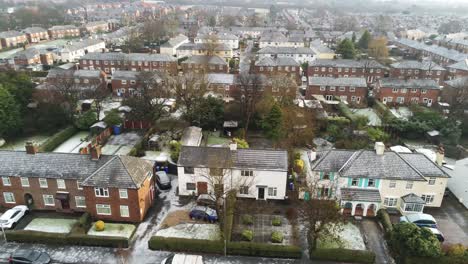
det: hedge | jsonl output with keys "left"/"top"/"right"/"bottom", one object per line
{"left": 5, "top": 229, "right": 130, "bottom": 248}
{"left": 377, "top": 209, "right": 393, "bottom": 233}
{"left": 310, "top": 248, "right": 376, "bottom": 264}
{"left": 224, "top": 191, "right": 237, "bottom": 242}
{"left": 148, "top": 237, "right": 302, "bottom": 258}
{"left": 336, "top": 102, "right": 357, "bottom": 122}
{"left": 38, "top": 126, "right": 78, "bottom": 152}
{"left": 405, "top": 256, "right": 468, "bottom": 264}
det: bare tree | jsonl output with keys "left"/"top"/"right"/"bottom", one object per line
{"left": 236, "top": 73, "right": 265, "bottom": 138}
{"left": 269, "top": 75, "right": 297, "bottom": 106}
{"left": 170, "top": 73, "right": 208, "bottom": 117}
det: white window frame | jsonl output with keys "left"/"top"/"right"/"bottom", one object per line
{"left": 57, "top": 179, "right": 66, "bottom": 189}
{"left": 406, "top": 181, "right": 413, "bottom": 189}
{"left": 119, "top": 189, "right": 128, "bottom": 199}
{"left": 96, "top": 204, "right": 111, "bottom": 215}
{"left": 43, "top": 194, "right": 55, "bottom": 206}
{"left": 3, "top": 192, "right": 15, "bottom": 203}
{"left": 2, "top": 177, "right": 11, "bottom": 186}
{"left": 421, "top": 194, "right": 435, "bottom": 204}
{"left": 384, "top": 197, "right": 398, "bottom": 207}
{"left": 77, "top": 181, "right": 82, "bottom": 190}
{"left": 20, "top": 177, "right": 29, "bottom": 187}
{"left": 267, "top": 187, "right": 277, "bottom": 197}
{"left": 120, "top": 205, "right": 129, "bottom": 217}
{"left": 95, "top": 187, "right": 109, "bottom": 197}
{"left": 186, "top": 182, "right": 196, "bottom": 191}
{"left": 39, "top": 178, "right": 48, "bottom": 188}
{"left": 351, "top": 178, "right": 359, "bottom": 186}
{"left": 239, "top": 186, "right": 249, "bottom": 195}
{"left": 75, "top": 196, "right": 86, "bottom": 208}
{"left": 428, "top": 177, "right": 436, "bottom": 185}
{"left": 241, "top": 170, "right": 253, "bottom": 177}
{"left": 389, "top": 180, "right": 396, "bottom": 189}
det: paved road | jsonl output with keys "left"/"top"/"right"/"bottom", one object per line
{"left": 360, "top": 219, "right": 394, "bottom": 264}
{"left": 425, "top": 193, "right": 468, "bottom": 246}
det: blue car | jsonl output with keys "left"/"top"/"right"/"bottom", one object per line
{"left": 189, "top": 206, "right": 218, "bottom": 223}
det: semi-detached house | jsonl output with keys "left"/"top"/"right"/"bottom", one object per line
{"left": 0, "top": 145, "right": 155, "bottom": 223}
{"left": 177, "top": 145, "right": 288, "bottom": 200}
{"left": 307, "top": 142, "right": 448, "bottom": 217}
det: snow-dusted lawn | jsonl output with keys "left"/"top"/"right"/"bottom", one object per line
{"left": 87, "top": 222, "right": 136, "bottom": 238}
{"left": 24, "top": 218, "right": 78, "bottom": 234}
{"left": 318, "top": 222, "right": 366, "bottom": 250}
{"left": 53, "top": 131, "right": 90, "bottom": 153}
{"left": 156, "top": 223, "right": 221, "bottom": 240}
{"left": 351, "top": 108, "right": 382, "bottom": 126}
{"left": 390, "top": 107, "right": 413, "bottom": 120}
{"left": 0, "top": 135, "right": 50, "bottom": 151}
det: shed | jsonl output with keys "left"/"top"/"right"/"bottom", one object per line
{"left": 426, "top": 130, "right": 440, "bottom": 145}
{"left": 223, "top": 121, "right": 238, "bottom": 136}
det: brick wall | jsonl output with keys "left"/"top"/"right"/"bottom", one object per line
{"left": 306, "top": 84, "right": 367, "bottom": 106}
{"left": 252, "top": 65, "right": 301, "bottom": 84}
{"left": 79, "top": 59, "right": 178, "bottom": 76}
{"left": 307, "top": 66, "right": 385, "bottom": 84}
{"left": 377, "top": 86, "right": 440, "bottom": 106}
{"left": 181, "top": 63, "right": 228, "bottom": 74}
{"left": 389, "top": 68, "right": 446, "bottom": 85}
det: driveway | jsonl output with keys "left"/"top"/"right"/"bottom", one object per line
{"left": 424, "top": 193, "right": 468, "bottom": 246}
{"left": 360, "top": 219, "right": 394, "bottom": 264}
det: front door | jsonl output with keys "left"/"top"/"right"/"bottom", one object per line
{"left": 60, "top": 199, "right": 70, "bottom": 210}
{"left": 197, "top": 182, "right": 208, "bottom": 195}
{"left": 258, "top": 187, "right": 265, "bottom": 200}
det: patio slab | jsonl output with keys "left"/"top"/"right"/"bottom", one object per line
{"left": 233, "top": 214, "right": 292, "bottom": 245}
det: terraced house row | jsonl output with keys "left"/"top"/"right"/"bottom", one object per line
{"left": 0, "top": 144, "right": 155, "bottom": 223}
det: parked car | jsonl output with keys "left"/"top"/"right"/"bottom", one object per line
{"left": 9, "top": 249, "right": 50, "bottom": 264}
{"left": 196, "top": 194, "right": 223, "bottom": 209}
{"left": 399, "top": 213, "right": 437, "bottom": 228}
{"left": 155, "top": 171, "right": 171, "bottom": 190}
{"left": 161, "top": 253, "right": 203, "bottom": 264}
{"left": 425, "top": 227, "right": 445, "bottom": 242}
{"left": 189, "top": 206, "right": 218, "bottom": 223}
{"left": 0, "top": 205, "right": 29, "bottom": 229}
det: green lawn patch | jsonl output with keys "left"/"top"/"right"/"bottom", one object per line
{"left": 24, "top": 218, "right": 78, "bottom": 234}
{"left": 87, "top": 222, "right": 136, "bottom": 239}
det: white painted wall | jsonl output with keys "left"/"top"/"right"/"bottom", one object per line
{"left": 259, "top": 41, "right": 305, "bottom": 49}
{"left": 258, "top": 53, "right": 316, "bottom": 63}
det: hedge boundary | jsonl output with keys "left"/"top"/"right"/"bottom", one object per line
{"left": 38, "top": 126, "right": 78, "bottom": 152}
{"left": 336, "top": 102, "right": 358, "bottom": 122}
{"left": 148, "top": 236, "right": 302, "bottom": 258}
{"left": 5, "top": 229, "right": 130, "bottom": 248}
{"left": 377, "top": 208, "right": 393, "bottom": 234}
{"left": 405, "top": 256, "right": 468, "bottom": 264}
{"left": 310, "top": 248, "right": 376, "bottom": 264}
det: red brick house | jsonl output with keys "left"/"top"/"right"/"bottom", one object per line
{"left": 442, "top": 77, "right": 468, "bottom": 105}
{"left": 307, "top": 77, "right": 368, "bottom": 106}
{"left": 79, "top": 52, "right": 178, "bottom": 75}
{"left": 181, "top": 55, "right": 228, "bottom": 74}
{"left": 206, "top": 73, "right": 236, "bottom": 102}
{"left": 111, "top": 70, "right": 162, "bottom": 97}
{"left": 446, "top": 59, "right": 468, "bottom": 80}
{"left": 23, "top": 27, "right": 49, "bottom": 43}
{"left": 0, "top": 31, "right": 27, "bottom": 48}
{"left": 0, "top": 145, "right": 155, "bottom": 223}
{"left": 308, "top": 59, "right": 386, "bottom": 85}
{"left": 389, "top": 60, "right": 446, "bottom": 85}
{"left": 252, "top": 57, "right": 301, "bottom": 84}
{"left": 375, "top": 78, "right": 441, "bottom": 107}
{"left": 48, "top": 25, "right": 80, "bottom": 39}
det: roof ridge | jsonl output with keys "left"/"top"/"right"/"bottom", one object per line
{"left": 82, "top": 155, "right": 118, "bottom": 185}
{"left": 394, "top": 151, "right": 427, "bottom": 180}
{"left": 118, "top": 156, "right": 138, "bottom": 188}
{"left": 338, "top": 150, "right": 362, "bottom": 173}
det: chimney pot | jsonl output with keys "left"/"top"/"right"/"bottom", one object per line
{"left": 25, "top": 141, "right": 38, "bottom": 154}
{"left": 375, "top": 142, "right": 385, "bottom": 156}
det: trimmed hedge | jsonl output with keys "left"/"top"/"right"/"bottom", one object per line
{"left": 271, "top": 231, "right": 283, "bottom": 243}
{"left": 242, "top": 214, "right": 254, "bottom": 225}
{"left": 38, "top": 126, "right": 78, "bottom": 152}
{"left": 311, "top": 248, "right": 376, "bottom": 264}
{"left": 224, "top": 191, "right": 237, "bottom": 242}
{"left": 405, "top": 256, "right": 468, "bottom": 264}
{"left": 5, "top": 229, "right": 130, "bottom": 248}
{"left": 241, "top": 230, "right": 253, "bottom": 241}
{"left": 148, "top": 237, "right": 223, "bottom": 254}
{"left": 272, "top": 217, "right": 282, "bottom": 226}
{"left": 337, "top": 102, "right": 357, "bottom": 122}
{"left": 377, "top": 209, "right": 393, "bottom": 233}
{"left": 148, "top": 237, "right": 302, "bottom": 259}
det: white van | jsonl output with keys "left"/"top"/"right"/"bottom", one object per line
{"left": 161, "top": 254, "right": 203, "bottom": 264}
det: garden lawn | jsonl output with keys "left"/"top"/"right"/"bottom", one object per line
{"left": 205, "top": 132, "right": 231, "bottom": 147}
{"left": 87, "top": 222, "right": 136, "bottom": 239}
{"left": 0, "top": 135, "right": 50, "bottom": 151}
{"left": 155, "top": 223, "right": 221, "bottom": 240}
{"left": 24, "top": 218, "right": 78, "bottom": 234}
{"left": 318, "top": 222, "right": 366, "bottom": 250}
{"left": 53, "top": 131, "right": 90, "bottom": 153}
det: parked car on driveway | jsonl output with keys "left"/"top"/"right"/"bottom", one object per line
{"left": 161, "top": 253, "right": 203, "bottom": 264}
{"left": 425, "top": 227, "right": 445, "bottom": 242}
{"left": 189, "top": 206, "right": 218, "bottom": 223}
{"left": 9, "top": 249, "right": 50, "bottom": 264}
{"left": 155, "top": 171, "right": 171, "bottom": 190}
{"left": 399, "top": 213, "right": 437, "bottom": 228}
{"left": 196, "top": 194, "right": 223, "bottom": 209}
{"left": 0, "top": 205, "right": 29, "bottom": 229}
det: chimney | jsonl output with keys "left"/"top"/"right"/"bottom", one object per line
{"left": 375, "top": 142, "right": 385, "bottom": 156}
{"left": 435, "top": 144, "right": 445, "bottom": 166}
{"left": 90, "top": 145, "right": 102, "bottom": 160}
{"left": 25, "top": 141, "right": 38, "bottom": 154}
{"left": 309, "top": 148, "right": 317, "bottom": 162}
{"left": 229, "top": 142, "right": 237, "bottom": 151}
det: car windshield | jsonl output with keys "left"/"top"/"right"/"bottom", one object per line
{"left": 27, "top": 251, "right": 41, "bottom": 260}
{"left": 0, "top": 209, "right": 17, "bottom": 219}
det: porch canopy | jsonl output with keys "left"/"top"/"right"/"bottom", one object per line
{"left": 341, "top": 188, "right": 381, "bottom": 203}
{"left": 401, "top": 193, "right": 425, "bottom": 213}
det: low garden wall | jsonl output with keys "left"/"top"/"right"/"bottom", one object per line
{"left": 148, "top": 236, "right": 302, "bottom": 259}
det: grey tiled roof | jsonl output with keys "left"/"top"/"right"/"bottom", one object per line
{"left": 310, "top": 59, "right": 386, "bottom": 69}
{"left": 112, "top": 70, "right": 139, "bottom": 80}
{"left": 82, "top": 156, "right": 153, "bottom": 189}
{"left": 80, "top": 52, "right": 176, "bottom": 62}
{"left": 341, "top": 188, "right": 381, "bottom": 202}
{"left": 259, "top": 31, "right": 288, "bottom": 43}
{"left": 49, "top": 25, "right": 78, "bottom": 31}
{"left": 23, "top": 27, "right": 47, "bottom": 34}
{"left": 182, "top": 55, "right": 227, "bottom": 65}
{"left": 445, "top": 77, "right": 468, "bottom": 88}
{"left": 13, "top": 48, "right": 40, "bottom": 60}
{"left": 378, "top": 78, "right": 440, "bottom": 90}
{"left": 401, "top": 193, "right": 425, "bottom": 204}
{"left": 257, "top": 46, "right": 316, "bottom": 55}
{"left": 0, "top": 30, "right": 24, "bottom": 38}
{"left": 255, "top": 57, "right": 299, "bottom": 67}
{"left": 161, "top": 34, "right": 188, "bottom": 48}
{"left": 312, "top": 149, "right": 447, "bottom": 180}
{"left": 207, "top": 73, "right": 235, "bottom": 84}
{"left": 397, "top": 38, "right": 468, "bottom": 62}
{"left": 60, "top": 39, "right": 104, "bottom": 52}
{"left": 308, "top": 77, "right": 367, "bottom": 87}
{"left": 447, "top": 59, "right": 468, "bottom": 71}
{"left": 177, "top": 43, "right": 231, "bottom": 51}
{"left": 390, "top": 60, "right": 445, "bottom": 71}
{"left": 178, "top": 146, "right": 288, "bottom": 171}
{"left": 74, "top": 69, "right": 102, "bottom": 78}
